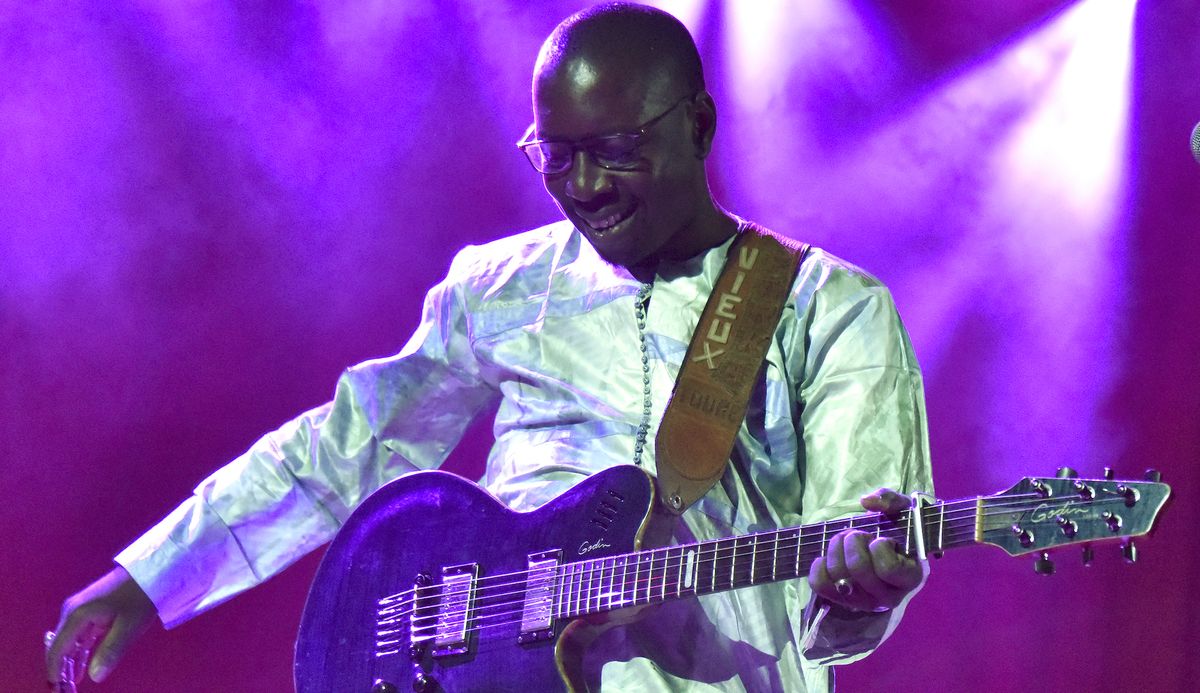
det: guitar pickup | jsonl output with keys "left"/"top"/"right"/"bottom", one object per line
{"left": 517, "top": 550, "right": 560, "bottom": 644}
{"left": 433, "top": 563, "right": 477, "bottom": 656}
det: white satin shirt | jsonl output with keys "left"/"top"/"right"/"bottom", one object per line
{"left": 117, "top": 220, "right": 933, "bottom": 691}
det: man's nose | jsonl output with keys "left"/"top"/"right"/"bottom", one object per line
{"left": 564, "top": 149, "right": 612, "bottom": 203}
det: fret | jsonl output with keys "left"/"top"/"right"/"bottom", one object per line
{"left": 600, "top": 557, "right": 612, "bottom": 610}
{"left": 567, "top": 562, "right": 578, "bottom": 617}
{"left": 661, "top": 546, "right": 673, "bottom": 601}
{"left": 672, "top": 546, "right": 684, "bottom": 597}
{"left": 733, "top": 536, "right": 751, "bottom": 588}
{"left": 705, "top": 539, "right": 715, "bottom": 587}
{"left": 607, "top": 556, "right": 619, "bottom": 609}
{"left": 629, "top": 551, "right": 640, "bottom": 606}
{"left": 624, "top": 551, "right": 633, "bottom": 604}
{"left": 904, "top": 508, "right": 913, "bottom": 556}
{"left": 777, "top": 528, "right": 799, "bottom": 581}
{"left": 937, "top": 502, "right": 946, "bottom": 554}
{"left": 795, "top": 525, "right": 805, "bottom": 576}
{"left": 617, "top": 554, "right": 630, "bottom": 608}
{"left": 750, "top": 535, "right": 759, "bottom": 585}
{"left": 600, "top": 556, "right": 609, "bottom": 609}
{"left": 637, "top": 550, "right": 651, "bottom": 605}
{"left": 561, "top": 563, "right": 571, "bottom": 618}
{"left": 586, "top": 560, "right": 597, "bottom": 614}
{"left": 647, "top": 548, "right": 660, "bottom": 603}
{"left": 554, "top": 564, "right": 564, "bottom": 620}
{"left": 647, "top": 547, "right": 661, "bottom": 604}
{"left": 691, "top": 541, "right": 711, "bottom": 596}
{"left": 614, "top": 556, "right": 629, "bottom": 609}
{"left": 770, "top": 531, "right": 778, "bottom": 581}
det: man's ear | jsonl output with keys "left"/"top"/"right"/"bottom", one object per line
{"left": 692, "top": 91, "right": 717, "bottom": 159}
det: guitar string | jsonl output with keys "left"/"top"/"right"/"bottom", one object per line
{"left": 378, "top": 491, "right": 1138, "bottom": 634}
{"left": 392, "top": 517, "right": 1091, "bottom": 645}
{"left": 376, "top": 493, "right": 1006, "bottom": 608}
{"left": 384, "top": 513, "right": 1135, "bottom": 638}
{"left": 380, "top": 495, "right": 1137, "bottom": 642}
{"left": 390, "top": 526, "right": 1133, "bottom": 646}
{"left": 376, "top": 491, "right": 1125, "bottom": 610}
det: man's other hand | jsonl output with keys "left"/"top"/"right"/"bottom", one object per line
{"left": 46, "top": 566, "right": 157, "bottom": 690}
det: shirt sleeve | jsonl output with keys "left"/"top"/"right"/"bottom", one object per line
{"left": 789, "top": 255, "right": 934, "bottom": 664}
{"left": 115, "top": 251, "right": 500, "bottom": 628}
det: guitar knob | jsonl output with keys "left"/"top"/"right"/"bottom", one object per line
{"left": 1055, "top": 467, "right": 1078, "bottom": 479}
{"left": 1144, "top": 468, "right": 1162, "bottom": 483}
{"left": 413, "top": 672, "right": 436, "bottom": 693}
{"left": 1055, "top": 516, "right": 1077, "bottom": 538}
{"left": 1081, "top": 545, "right": 1094, "bottom": 566}
{"left": 1122, "top": 539, "right": 1138, "bottom": 564}
{"left": 1034, "top": 552, "right": 1055, "bottom": 576}
{"left": 371, "top": 680, "right": 399, "bottom": 693}
{"left": 1103, "top": 467, "right": 1115, "bottom": 480}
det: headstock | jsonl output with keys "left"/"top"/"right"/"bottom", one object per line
{"left": 974, "top": 468, "right": 1170, "bottom": 570}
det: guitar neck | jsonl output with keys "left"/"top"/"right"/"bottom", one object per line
{"left": 556, "top": 504, "right": 946, "bottom": 619}
{"left": 555, "top": 476, "right": 1170, "bottom": 620}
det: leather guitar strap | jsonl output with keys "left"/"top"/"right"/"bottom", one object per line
{"left": 654, "top": 224, "right": 808, "bottom": 515}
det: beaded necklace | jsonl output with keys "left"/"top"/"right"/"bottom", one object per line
{"left": 632, "top": 282, "right": 653, "bottom": 466}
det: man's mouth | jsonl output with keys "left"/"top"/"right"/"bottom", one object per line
{"left": 581, "top": 205, "right": 636, "bottom": 234}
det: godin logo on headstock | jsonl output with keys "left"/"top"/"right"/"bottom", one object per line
{"left": 1029, "top": 502, "right": 1093, "bottom": 523}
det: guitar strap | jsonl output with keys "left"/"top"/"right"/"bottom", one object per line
{"left": 654, "top": 224, "right": 808, "bottom": 515}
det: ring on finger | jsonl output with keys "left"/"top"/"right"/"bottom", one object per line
{"left": 834, "top": 578, "right": 854, "bottom": 597}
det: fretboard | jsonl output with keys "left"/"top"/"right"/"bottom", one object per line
{"left": 553, "top": 502, "right": 969, "bottom": 620}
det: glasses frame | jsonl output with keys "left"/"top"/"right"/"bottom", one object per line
{"left": 516, "top": 92, "right": 697, "bottom": 175}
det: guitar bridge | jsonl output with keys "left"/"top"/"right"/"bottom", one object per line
{"left": 433, "top": 563, "right": 477, "bottom": 656}
{"left": 517, "top": 550, "right": 560, "bottom": 644}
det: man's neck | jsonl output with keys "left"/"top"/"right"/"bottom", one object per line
{"left": 628, "top": 205, "right": 739, "bottom": 283}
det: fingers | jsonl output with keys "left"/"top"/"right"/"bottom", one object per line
{"left": 809, "top": 529, "right": 924, "bottom": 613}
{"left": 46, "top": 612, "right": 112, "bottom": 689}
{"left": 89, "top": 606, "right": 153, "bottom": 682}
{"left": 46, "top": 567, "right": 158, "bottom": 688}
{"left": 859, "top": 487, "right": 910, "bottom": 514}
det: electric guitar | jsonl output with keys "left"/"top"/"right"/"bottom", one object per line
{"left": 294, "top": 466, "right": 1170, "bottom": 692}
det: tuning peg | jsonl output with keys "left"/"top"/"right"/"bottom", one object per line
{"left": 1144, "top": 469, "right": 1162, "bottom": 483}
{"left": 1034, "top": 551, "right": 1055, "bottom": 576}
{"left": 1121, "top": 539, "right": 1137, "bottom": 564}
{"left": 1056, "top": 466, "right": 1078, "bottom": 479}
{"left": 1103, "top": 467, "right": 1115, "bottom": 480}
{"left": 1081, "top": 545, "right": 1094, "bottom": 566}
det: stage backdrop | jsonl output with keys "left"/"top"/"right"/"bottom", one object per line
{"left": 3, "top": 0, "right": 1197, "bottom": 690}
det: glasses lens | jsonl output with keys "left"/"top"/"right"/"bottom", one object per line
{"left": 522, "top": 142, "right": 571, "bottom": 174}
{"left": 589, "top": 135, "right": 641, "bottom": 169}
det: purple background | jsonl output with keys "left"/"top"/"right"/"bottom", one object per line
{"left": 4, "top": 1, "right": 1198, "bottom": 690}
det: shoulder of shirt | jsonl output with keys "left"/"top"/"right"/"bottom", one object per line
{"left": 440, "top": 220, "right": 579, "bottom": 288}
{"left": 797, "top": 245, "right": 888, "bottom": 295}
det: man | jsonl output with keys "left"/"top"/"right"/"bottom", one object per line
{"left": 47, "top": 3, "right": 931, "bottom": 691}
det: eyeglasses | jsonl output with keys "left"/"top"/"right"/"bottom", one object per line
{"left": 516, "top": 93, "right": 696, "bottom": 175}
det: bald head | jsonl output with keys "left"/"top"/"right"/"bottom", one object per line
{"left": 534, "top": 3, "right": 704, "bottom": 105}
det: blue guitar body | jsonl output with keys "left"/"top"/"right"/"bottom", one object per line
{"left": 294, "top": 465, "right": 656, "bottom": 693}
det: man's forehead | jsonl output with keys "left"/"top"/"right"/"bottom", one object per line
{"left": 533, "top": 56, "right": 668, "bottom": 136}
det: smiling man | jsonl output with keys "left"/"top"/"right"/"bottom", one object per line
{"left": 522, "top": 11, "right": 735, "bottom": 278}
{"left": 48, "top": 4, "right": 931, "bottom": 691}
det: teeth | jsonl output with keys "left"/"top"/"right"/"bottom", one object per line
{"left": 592, "top": 208, "right": 633, "bottom": 230}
